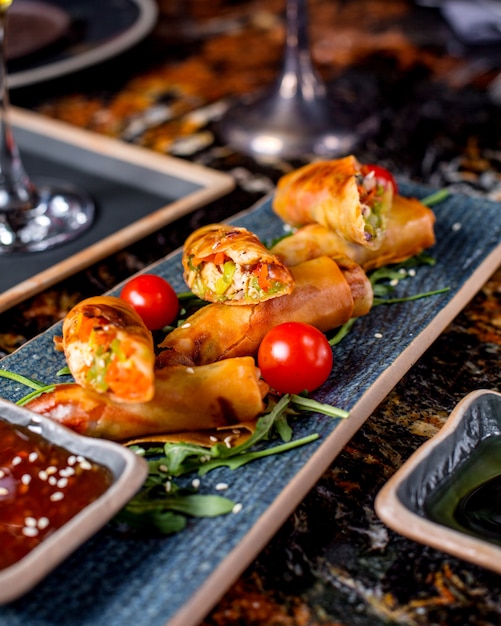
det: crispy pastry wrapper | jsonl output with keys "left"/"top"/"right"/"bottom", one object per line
{"left": 182, "top": 223, "right": 294, "bottom": 304}
{"left": 25, "top": 357, "right": 267, "bottom": 441}
{"left": 271, "top": 195, "right": 436, "bottom": 271}
{"left": 54, "top": 295, "right": 155, "bottom": 404}
{"left": 158, "top": 256, "right": 372, "bottom": 366}
{"left": 272, "top": 156, "right": 394, "bottom": 249}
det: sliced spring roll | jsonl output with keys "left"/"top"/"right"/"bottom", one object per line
{"left": 25, "top": 357, "right": 267, "bottom": 441}
{"left": 158, "top": 256, "right": 372, "bottom": 366}
{"left": 54, "top": 295, "right": 155, "bottom": 404}
{"left": 182, "top": 223, "right": 294, "bottom": 304}
{"left": 271, "top": 195, "right": 436, "bottom": 271}
{"left": 272, "top": 156, "right": 394, "bottom": 248}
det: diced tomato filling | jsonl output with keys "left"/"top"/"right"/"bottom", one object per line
{"left": 253, "top": 263, "right": 271, "bottom": 291}
{"left": 357, "top": 182, "right": 377, "bottom": 207}
{"left": 106, "top": 359, "right": 149, "bottom": 399}
{"left": 191, "top": 251, "right": 229, "bottom": 268}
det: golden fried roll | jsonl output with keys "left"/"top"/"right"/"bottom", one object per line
{"left": 182, "top": 223, "right": 294, "bottom": 304}
{"left": 333, "top": 256, "right": 374, "bottom": 318}
{"left": 55, "top": 295, "right": 155, "bottom": 404}
{"left": 272, "top": 156, "right": 394, "bottom": 248}
{"left": 271, "top": 195, "right": 436, "bottom": 272}
{"left": 158, "top": 256, "right": 372, "bottom": 366}
{"left": 25, "top": 357, "right": 267, "bottom": 441}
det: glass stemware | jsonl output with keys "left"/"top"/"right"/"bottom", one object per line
{"left": 0, "top": 0, "right": 94, "bottom": 254}
{"left": 216, "top": 0, "right": 364, "bottom": 160}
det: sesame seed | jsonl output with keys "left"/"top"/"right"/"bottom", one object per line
{"left": 209, "top": 435, "right": 218, "bottom": 442}
{"left": 60, "top": 467, "right": 75, "bottom": 477}
{"left": 0, "top": 470, "right": 4, "bottom": 479}
{"left": 38, "top": 470, "right": 48, "bottom": 481}
{"left": 389, "top": 278, "right": 399, "bottom": 287}
{"left": 25, "top": 517, "right": 37, "bottom": 527}
{"left": 165, "top": 481, "right": 172, "bottom": 493}
{"left": 67, "top": 455, "right": 77, "bottom": 466}
{"left": 50, "top": 492, "right": 64, "bottom": 502}
{"left": 22, "top": 527, "right": 39, "bottom": 537}
{"left": 159, "top": 464, "right": 168, "bottom": 473}
{"left": 452, "top": 222, "right": 462, "bottom": 231}
{"left": 57, "top": 478, "right": 68, "bottom": 489}
{"left": 223, "top": 436, "right": 233, "bottom": 448}
{"left": 21, "top": 474, "right": 31, "bottom": 485}
{"left": 79, "top": 460, "right": 92, "bottom": 471}
{"left": 12, "top": 456, "right": 22, "bottom": 466}
{"left": 215, "top": 483, "right": 228, "bottom": 491}
{"left": 46, "top": 466, "right": 57, "bottom": 475}
{"left": 181, "top": 322, "right": 191, "bottom": 329}
{"left": 192, "top": 478, "right": 200, "bottom": 488}
{"left": 38, "top": 517, "right": 50, "bottom": 530}
{"left": 185, "top": 367, "right": 195, "bottom": 374}
{"left": 28, "top": 452, "right": 38, "bottom": 462}
{"left": 374, "top": 332, "right": 383, "bottom": 339}
{"left": 0, "top": 487, "right": 9, "bottom": 496}
{"left": 408, "top": 269, "right": 416, "bottom": 277}
{"left": 232, "top": 503, "right": 243, "bottom": 514}
{"left": 48, "top": 476, "right": 57, "bottom": 486}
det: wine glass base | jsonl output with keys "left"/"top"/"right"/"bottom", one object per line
{"left": 0, "top": 178, "right": 95, "bottom": 254}
{"left": 216, "top": 89, "right": 367, "bottom": 161}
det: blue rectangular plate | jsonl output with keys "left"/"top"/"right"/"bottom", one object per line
{"left": 0, "top": 183, "right": 500, "bottom": 626}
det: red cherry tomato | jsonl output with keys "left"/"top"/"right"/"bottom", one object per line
{"left": 120, "top": 274, "right": 179, "bottom": 330}
{"left": 257, "top": 322, "right": 333, "bottom": 395}
{"left": 361, "top": 163, "right": 398, "bottom": 194}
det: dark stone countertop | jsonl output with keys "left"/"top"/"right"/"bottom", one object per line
{"left": 3, "top": 1, "right": 501, "bottom": 624}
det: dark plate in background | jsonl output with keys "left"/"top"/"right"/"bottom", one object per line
{"left": 7, "top": 0, "right": 158, "bottom": 88}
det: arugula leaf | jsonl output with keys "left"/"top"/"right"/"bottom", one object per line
{"left": 421, "top": 188, "right": 450, "bottom": 207}
{"left": 0, "top": 369, "right": 46, "bottom": 390}
{"left": 115, "top": 474, "right": 237, "bottom": 535}
{"left": 116, "top": 393, "right": 345, "bottom": 534}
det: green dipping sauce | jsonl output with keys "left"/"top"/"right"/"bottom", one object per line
{"left": 425, "top": 435, "right": 501, "bottom": 546}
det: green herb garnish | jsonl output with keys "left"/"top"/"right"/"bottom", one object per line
{"left": 117, "top": 393, "right": 346, "bottom": 535}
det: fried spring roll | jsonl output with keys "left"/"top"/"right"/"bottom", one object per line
{"left": 272, "top": 156, "right": 394, "bottom": 248}
{"left": 54, "top": 295, "right": 155, "bottom": 404}
{"left": 25, "top": 357, "right": 267, "bottom": 441}
{"left": 271, "top": 195, "right": 436, "bottom": 271}
{"left": 158, "top": 256, "right": 372, "bottom": 366}
{"left": 182, "top": 223, "right": 294, "bottom": 304}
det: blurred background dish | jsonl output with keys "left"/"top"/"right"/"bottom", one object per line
{"left": 7, "top": 0, "right": 157, "bottom": 89}
{"left": 6, "top": 1, "right": 70, "bottom": 61}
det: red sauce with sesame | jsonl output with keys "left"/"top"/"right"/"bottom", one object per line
{"left": 0, "top": 417, "right": 113, "bottom": 570}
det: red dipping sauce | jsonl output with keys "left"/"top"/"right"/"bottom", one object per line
{"left": 0, "top": 417, "right": 114, "bottom": 570}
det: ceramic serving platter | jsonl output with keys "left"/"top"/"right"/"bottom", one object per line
{"left": 0, "top": 107, "right": 234, "bottom": 313}
{"left": 375, "top": 389, "right": 501, "bottom": 574}
{"left": 0, "top": 397, "right": 148, "bottom": 605}
{"left": 0, "top": 184, "right": 499, "bottom": 625}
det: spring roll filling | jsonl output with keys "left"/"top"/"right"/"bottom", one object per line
{"left": 65, "top": 312, "right": 154, "bottom": 402}
{"left": 187, "top": 252, "right": 289, "bottom": 302}
{"left": 355, "top": 169, "right": 391, "bottom": 242}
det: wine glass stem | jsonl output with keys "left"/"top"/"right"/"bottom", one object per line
{"left": 280, "top": 0, "right": 326, "bottom": 100}
{"left": 0, "top": 8, "right": 38, "bottom": 215}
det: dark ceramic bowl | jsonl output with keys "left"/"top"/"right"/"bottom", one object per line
{"left": 376, "top": 389, "right": 501, "bottom": 574}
